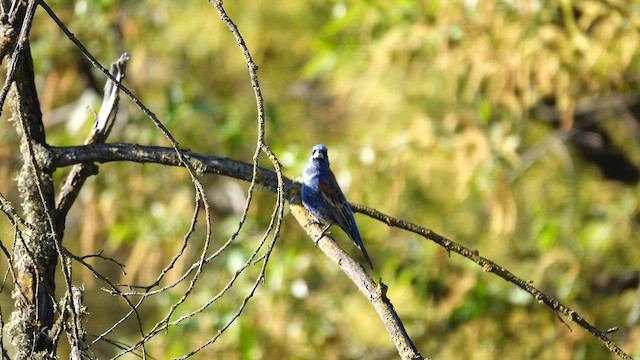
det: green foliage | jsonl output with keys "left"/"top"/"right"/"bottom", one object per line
{"left": 0, "top": 0, "right": 638, "bottom": 358}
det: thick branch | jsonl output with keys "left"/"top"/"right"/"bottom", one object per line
{"left": 290, "top": 203, "right": 425, "bottom": 360}
{"left": 51, "top": 143, "right": 287, "bottom": 198}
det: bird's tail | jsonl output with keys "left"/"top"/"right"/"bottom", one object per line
{"left": 360, "top": 242, "right": 374, "bottom": 270}
{"left": 351, "top": 230, "right": 374, "bottom": 270}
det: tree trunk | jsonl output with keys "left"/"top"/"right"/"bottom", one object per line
{"left": 6, "top": 39, "right": 59, "bottom": 358}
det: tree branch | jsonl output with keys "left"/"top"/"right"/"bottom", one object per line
{"left": 52, "top": 142, "right": 633, "bottom": 359}
{"left": 290, "top": 203, "right": 425, "bottom": 360}
{"left": 352, "top": 204, "right": 632, "bottom": 360}
{"left": 51, "top": 143, "right": 288, "bottom": 198}
{"left": 56, "top": 53, "right": 129, "bottom": 227}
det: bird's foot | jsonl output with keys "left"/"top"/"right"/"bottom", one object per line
{"left": 304, "top": 218, "right": 322, "bottom": 228}
{"left": 314, "top": 225, "right": 332, "bottom": 245}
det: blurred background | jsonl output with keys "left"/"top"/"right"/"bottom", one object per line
{"left": 0, "top": 0, "right": 639, "bottom": 358}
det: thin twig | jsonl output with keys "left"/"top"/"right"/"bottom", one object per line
{"left": 351, "top": 203, "right": 632, "bottom": 360}
{"left": 39, "top": 2, "right": 215, "bottom": 357}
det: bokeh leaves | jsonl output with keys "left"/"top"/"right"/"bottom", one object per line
{"left": 0, "top": 0, "right": 638, "bottom": 358}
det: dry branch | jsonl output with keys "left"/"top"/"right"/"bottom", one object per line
{"left": 50, "top": 143, "right": 632, "bottom": 359}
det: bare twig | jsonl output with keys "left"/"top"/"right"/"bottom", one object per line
{"left": 352, "top": 204, "right": 632, "bottom": 360}
{"left": 68, "top": 286, "right": 87, "bottom": 360}
{"left": 40, "top": 2, "right": 215, "bottom": 357}
{"left": 107, "top": 0, "right": 288, "bottom": 357}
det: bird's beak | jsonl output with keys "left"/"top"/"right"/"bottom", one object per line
{"left": 312, "top": 150, "right": 325, "bottom": 160}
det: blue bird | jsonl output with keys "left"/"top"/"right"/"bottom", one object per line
{"left": 301, "top": 144, "right": 374, "bottom": 269}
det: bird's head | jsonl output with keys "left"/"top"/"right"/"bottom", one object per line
{"left": 311, "top": 144, "right": 329, "bottom": 162}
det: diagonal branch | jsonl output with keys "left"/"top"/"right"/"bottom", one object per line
{"left": 290, "top": 203, "right": 424, "bottom": 360}
{"left": 352, "top": 204, "right": 632, "bottom": 360}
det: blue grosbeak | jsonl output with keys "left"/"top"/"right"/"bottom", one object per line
{"left": 302, "top": 144, "right": 374, "bottom": 269}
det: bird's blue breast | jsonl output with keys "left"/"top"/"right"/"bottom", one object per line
{"left": 301, "top": 173, "right": 333, "bottom": 225}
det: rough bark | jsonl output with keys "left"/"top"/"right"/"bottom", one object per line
{"left": 7, "top": 39, "right": 59, "bottom": 359}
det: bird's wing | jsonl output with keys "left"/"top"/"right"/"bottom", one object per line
{"left": 317, "top": 173, "right": 355, "bottom": 233}
{"left": 318, "top": 173, "right": 374, "bottom": 269}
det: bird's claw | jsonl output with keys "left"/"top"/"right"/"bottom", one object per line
{"left": 304, "top": 218, "right": 321, "bottom": 228}
{"left": 314, "top": 225, "right": 332, "bottom": 245}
